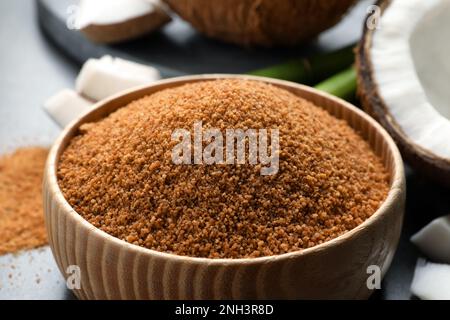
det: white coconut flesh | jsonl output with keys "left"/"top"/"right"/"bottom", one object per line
{"left": 77, "top": 0, "right": 162, "bottom": 28}
{"left": 75, "top": 55, "right": 161, "bottom": 102}
{"left": 411, "top": 215, "right": 450, "bottom": 264}
{"left": 411, "top": 259, "right": 450, "bottom": 300}
{"left": 371, "top": 0, "right": 450, "bottom": 159}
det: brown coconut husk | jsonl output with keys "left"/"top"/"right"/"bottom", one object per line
{"left": 357, "top": 0, "right": 450, "bottom": 187}
{"left": 164, "top": 0, "right": 357, "bottom": 47}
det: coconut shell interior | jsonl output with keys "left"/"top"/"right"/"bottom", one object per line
{"left": 356, "top": 0, "right": 450, "bottom": 186}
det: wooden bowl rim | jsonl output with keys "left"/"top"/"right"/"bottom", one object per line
{"left": 45, "top": 74, "right": 405, "bottom": 265}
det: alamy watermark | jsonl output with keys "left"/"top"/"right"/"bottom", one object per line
{"left": 66, "top": 265, "right": 81, "bottom": 290}
{"left": 366, "top": 265, "right": 381, "bottom": 290}
{"left": 366, "top": 5, "right": 382, "bottom": 30}
{"left": 171, "top": 121, "right": 280, "bottom": 176}
{"left": 66, "top": 5, "right": 81, "bottom": 30}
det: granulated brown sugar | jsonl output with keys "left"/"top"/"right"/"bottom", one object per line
{"left": 0, "top": 147, "right": 49, "bottom": 255}
{"left": 58, "top": 79, "right": 389, "bottom": 259}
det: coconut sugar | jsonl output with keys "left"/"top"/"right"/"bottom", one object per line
{"left": 0, "top": 147, "right": 49, "bottom": 255}
{"left": 58, "top": 79, "right": 389, "bottom": 259}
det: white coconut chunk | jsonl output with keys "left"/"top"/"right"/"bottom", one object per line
{"left": 371, "top": 0, "right": 450, "bottom": 160}
{"left": 44, "top": 89, "right": 92, "bottom": 128}
{"left": 75, "top": 55, "right": 161, "bottom": 102}
{"left": 77, "top": 0, "right": 163, "bottom": 28}
{"left": 113, "top": 57, "right": 161, "bottom": 81}
{"left": 76, "top": 0, "right": 171, "bottom": 44}
{"left": 411, "top": 215, "right": 450, "bottom": 263}
{"left": 411, "top": 259, "right": 450, "bottom": 300}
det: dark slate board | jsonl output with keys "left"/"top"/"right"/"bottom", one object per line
{"left": 36, "top": 0, "right": 370, "bottom": 75}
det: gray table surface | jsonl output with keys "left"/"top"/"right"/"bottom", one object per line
{"left": 0, "top": 0, "right": 448, "bottom": 300}
{"left": 0, "top": 0, "right": 78, "bottom": 300}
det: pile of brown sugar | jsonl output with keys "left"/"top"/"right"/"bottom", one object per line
{"left": 0, "top": 147, "right": 49, "bottom": 255}
{"left": 58, "top": 79, "right": 390, "bottom": 259}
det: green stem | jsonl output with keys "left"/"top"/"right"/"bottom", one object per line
{"left": 248, "top": 45, "right": 355, "bottom": 85}
{"left": 314, "top": 66, "right": 357, "bottom": 101}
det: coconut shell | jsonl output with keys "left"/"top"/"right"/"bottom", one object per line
{"left": 81, "top": 6, "right": 171, "bottom": 44}
{"left": 163, "top": 0, "right": 357, "bottom": 47}
{"left": 357, "top": 0, "right": 450, "bottom": 187}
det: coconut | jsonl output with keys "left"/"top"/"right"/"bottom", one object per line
{"left": 410, "top": 259, "right": 450, "bottom": 300}
{"left": 411, "top": 215, "right": 450, "bottom": 264}
{"left": 357, "top": 0, "right": 450, "bottom": 186}
{"left": 44, "top": 89, "right": 92, "bottom": 128}
{"left": 75, "top": 56, "right": 161, "bottom": 101}
{"left": 77, "top": 0, "right": 171, "bottom": 44}
{"left": 163, "top": 0, "right": 357, "bottom": 47}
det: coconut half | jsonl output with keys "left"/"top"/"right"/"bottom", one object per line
{"left": 357, "top": 0, "right": 450, "bottom": 185}
{"left": 163, "top": 0, "right": 357, "bottom": 47}
{"left": 77, "top": 0, "right": 171, "bottom": 44}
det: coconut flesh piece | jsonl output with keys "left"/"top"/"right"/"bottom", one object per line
{"left": 76, "top": 0, "right": 171, "bottom": 44}
{"left": 45, "top": 56, "right": 161, "bottom": 128}
{"left": 370, "top": 0, "right": 450, "bottom": 160}
{"left": 76, "top": 0, "right": 156, "bottom": 28}
{"left": 75, "top": 55, "right": 161, "bottom": 102}
{"left": 44, "top": 89, "right": 93, "bottom": 128}
{"left": 411, "top": 215, "right": 450, "bottom": 264}
{"left": 411, "top": 259, "right": 450, "bottom": 300}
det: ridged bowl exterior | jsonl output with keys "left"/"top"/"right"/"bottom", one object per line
{"left": 43, "top": 75, "right": 405, "bottom": 300}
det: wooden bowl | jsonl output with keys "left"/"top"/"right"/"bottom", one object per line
{"left": 43, "top": 75, "right": 405, "bottom": 300}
